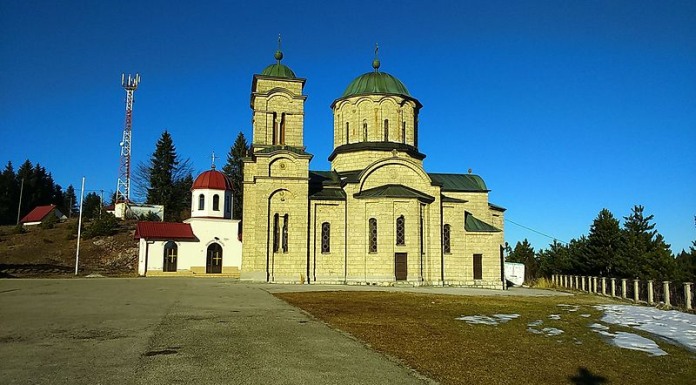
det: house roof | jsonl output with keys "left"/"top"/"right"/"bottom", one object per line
{"left": 465, "top": 212, "right": 501, "bottom": 232}
{"left": 20, "top": 205, "right": 57, "bottom": 223}
{"left": 134, "top": 222, "right": 197, "bottom": 240}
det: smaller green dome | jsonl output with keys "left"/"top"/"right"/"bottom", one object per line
{"left": 260, "top": 63, "right": 296, "bottom": 79}
{"left": 341, "top": 71, "right": 411, "bottom": 98}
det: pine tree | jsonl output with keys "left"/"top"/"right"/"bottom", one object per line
{"left": 145, "top": 131, "right": 192, "bottom": 221}
{"left": 584, "top": 209, "right": 622, "bottom": 276}
{"left": 0, "top": 161, "right": 17, "bottom": 224}
{"left": 63, "top": 185, "right": 77, "bottom": 218}
{"left": 620, "top": 205, "right": 674, "bottom": 280}
{"left": 222, "top": 132, "right": 249, "bottom": 219}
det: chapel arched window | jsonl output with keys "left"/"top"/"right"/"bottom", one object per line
{"left": 198, "top": 194, "right": 205, "bottom": 210}
{"left": 402, "top": 121, "right": 406, "bottom": 144}
{"left": 363, "top": 120, "right": 368, "bottom": 141}
{"left": 282, "top": 214, "right": 289, "bottom": 253}
{"left": 321, "top": 222, "right": 330, "bottom": 253}
{"left": 273, "top": 213, "right": 280, "bottom": 252}
{"left": 369, "top": 218, "right": 378, "bottom": 253}
{"left": 396, "top": 215, "right": 405, "bottom": 245}
{"left": 213, "top": 194, "right": 220, "bottom": 211}
{"left": 346, "top": 122, "right": 350, "bottom": 144}
{"left": 443, "top": 224, "right": 451, "bottom": 254}
{"left": 384, "top": 119, "right": 389, "bottom": 141}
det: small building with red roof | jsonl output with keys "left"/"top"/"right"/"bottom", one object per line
{"left": 136, "top": 166, "right": 242, "bottom": 277}
{"left": 20, "top": 204, "right": 66, "bottom": 226}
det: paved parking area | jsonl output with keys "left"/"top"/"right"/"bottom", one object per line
{"left": 0, "top": 278, "right": 433, "bottom": 385}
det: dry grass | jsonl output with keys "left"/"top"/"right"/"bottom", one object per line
{"left": 275, "top": 291, "right": 695, "bottom": 385}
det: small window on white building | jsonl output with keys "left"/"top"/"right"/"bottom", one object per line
{"left": 213, "top": 194, "right": 220, "bottom": 211}
{"left": 198, "top": 194, "right": 205, "bottom": 210}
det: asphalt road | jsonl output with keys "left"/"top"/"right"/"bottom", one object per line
{"left": 0, "top": 278, "right": 432, "bottom": 385}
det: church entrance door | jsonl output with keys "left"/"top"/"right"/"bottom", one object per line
{"left": 395, "top": 253, "right": 408, "bottom": 281}
{"left": 206, "top": 243, "right": 223, "bottom": 274}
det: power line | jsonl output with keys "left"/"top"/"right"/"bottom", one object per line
{"left": 505, "top": 218, "right": 569, "bottom": 245}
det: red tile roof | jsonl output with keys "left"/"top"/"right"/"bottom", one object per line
{"left": 20, "top": 205, "right": 57, "bottom": 223}
{"left": 134, "top": 222, "right": 197, "bottom": 240}
{"left": 192, "top": 169, "right": 233, "bottom": 191}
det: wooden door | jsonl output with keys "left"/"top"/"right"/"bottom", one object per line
{"left": 206, "top": 243, "right": 223, "bottom": 274}
{"left": 395, "top": 253, "right": 408, "bottom": 281}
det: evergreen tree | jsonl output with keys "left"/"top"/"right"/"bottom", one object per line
{"left": 584, "top": 209, "right": 622, "bottom": 276}
{"left": 675, "top": 241, "right": 696, "bottom": 283}
{"left": 537, "top": 240, "right": 572, "bottom": 277}
{"left": 222, "top": 132, "right": 249, "bottom": 219}
{"left": 145, "top": 131, "right": 192, "bottom": 221}
{"left": 507, "top": 239, "right": 537, "bottom": 282}
{"left": 82, "top": 192, "right": 103, "bottom": 220}
{"left": 0, "top": 161, "right": 17, "bottom": 224}
{"left": 63, "top": 185, "right": 77, "bottom": 218}
{"left": 620, "top": 205, "right": 674, "bottom": 280}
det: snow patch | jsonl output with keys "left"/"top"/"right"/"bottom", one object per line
{"left": 557, "top": 304, "right": 579, "bottom": 312}
{"left": 528, "top": 320, "right": 543, "bottom": 327}
{"left": 548, "top": 314, "right": 561, "bottom": 320}
{"left": 592, "top": 328, "right": 667, "bottom": 357}
{"left": 456, "top": 314, "right": 519, "bottom": 326}
{"left": 595, "top": 304, "right": 696, "bottom": 353}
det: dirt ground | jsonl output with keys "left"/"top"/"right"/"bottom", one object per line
{"left": 0, "top": 219, "right": 138, "bottom": 277}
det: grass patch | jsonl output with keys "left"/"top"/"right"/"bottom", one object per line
{"left": 275, "top": 291, "right": 695, "bottom": 385}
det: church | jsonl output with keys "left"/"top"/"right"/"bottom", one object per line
{"left": 240, "top": 48, "right": 506, "bottom": 288}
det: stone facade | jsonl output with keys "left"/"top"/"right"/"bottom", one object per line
{"left": 241, "top": 53, "right": 505, "bottom": 289}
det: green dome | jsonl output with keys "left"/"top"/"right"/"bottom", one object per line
{"left": 260, "top": 63, "right": 296, "bottom": 79}
{"left": 341, "top": 71, "right": 411, "bottom": 98}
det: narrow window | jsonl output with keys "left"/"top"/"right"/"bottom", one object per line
{"left": 321, "top": 222, "right": 330, "bottom": 253}
{"left": 396, "top": 215, "right": 405, "bottom": 245}
{"left": 272, "top": 112, "right": 278, "bottom": 145}
{"left": 363, "top": 120, "right": 368, "bottom": 141}
{"left": 213, "top": 194, "right": 220, "bottom": 211}
{"left": 163, "top": 241, "right": 178, "bottom": 272}
{"left": 473, "top": 254, "right": 483, "bottom": 280}
{"left": 414, "top": 117, "right": 419, "bottom": 147}
{"left": 198, "top": 194, "right": 205, "bottom": 210}
{"left": 402, "top": 121, "right": 406, "bottom": 144}
{"left": 280, "top": 112, "right": 286, "bottom": 145}
{"left": 384, "top": 119, "right": 389, "bottom": 141}
{"left": 282, "top": 214, "right": 289, "bottom": 253}
{"left": 225, "top": 195, "right": 231, "bottom": 214}
{"left": 345, "top": 122, "right": 350, "bottom": 144}
{"left": 273, "top": 214, "right": 280, "bottom": 252}
{"left": 369, "top": 218, "right": 377, "bottom": 253}
{"left": 443, "top": 224, "right": 451, "bottom": 254}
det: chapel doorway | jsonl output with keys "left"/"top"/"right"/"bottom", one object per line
{"left": 163, "top": 241, "right": 178, "bottom": 272}
{"left": 206, "top": 243, "right": 223, "bottom": 274}
{"left": 395, "top": 253, "right": 408, "bottom": 281}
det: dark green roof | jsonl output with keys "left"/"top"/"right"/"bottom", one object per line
{"left": 260, "top": 63, "right": 296, "bottom": 79}
{"left": 429, "top": 173, "right": 488, "bottom": 192}
{"left": 465, "top": 212, "right": 501, "bottom": 232}
{"left": 309, "top": 188, "right": 346, "bottom": 201}
{"left": 341, "top": 71, "right": 411, "bottom": 98}
{"left": 489, "top": 203, "right": 507, "bottom": 212}
{"left": 441, "top": 195, "right": 468, "bottom": 203}
{"left": 354, "top": 184, "right": 434, "bottom": 203}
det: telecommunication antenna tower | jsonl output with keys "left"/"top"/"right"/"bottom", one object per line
{"left": 115, "top": 73, "right": 140, "bottom": 204}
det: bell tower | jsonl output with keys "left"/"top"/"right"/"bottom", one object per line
{"left": 241, "top": 41, "right": 313, "bottom": 283}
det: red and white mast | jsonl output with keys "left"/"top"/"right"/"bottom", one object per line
{"left": 115, "top": 73, "right": 140, "bottom": 204}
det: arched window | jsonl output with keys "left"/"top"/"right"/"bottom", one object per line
{"left": 198, "top": 194, "right": 205, "bottom": 210}
{"left": 280, "top": 112, "right": 286, "bottom": 145}
{"left": 402, "top": 121, "right": 406, "bottom": 144}
{"left": 384, "top": 119, "right": 389, "bottom": 141}
{"left": 363, "top": 120, "right": 368, "bottom": 141}
{"left": 396, "top": 215, "right": 405, "bottom": 245}
{"left": 414, "top": 117, "right": 419, "bottom": 147}
{"left": 282, "top": 214, "right": 289, "bottom": 253}
{"left": 163, "top": 241, "right": 177, "bottom": 272}
{"left": 369, "top": 218, "right": 378, "bottom": 253}
{"left": 273, "top": 214, "right": 280, "bottom": 252}
{"left": 213, "top": 194, "right": 220, "bottom": 211}
{"left": 345, "top": 122, "right": 350, "bottom": 144}
{"left": 443, "top": 224, "right": 451, "bottom": 254}
{"left": 321, "top": 222, "right": 330, "bottom": 253}
{"left": 272, "top": 112, "right": 278, "bottom": 145}
{"left": 225, "top": 195, "right": 231, "bottom": 214}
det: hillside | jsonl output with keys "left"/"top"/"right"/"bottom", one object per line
{"left": 0, "top": 218, "right": 139, "bottom": 278}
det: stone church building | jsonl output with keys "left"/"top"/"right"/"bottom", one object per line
{"left": 241, "top": 49, "right": 506, "bottom": 288}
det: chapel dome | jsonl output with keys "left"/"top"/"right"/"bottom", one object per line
{"left": 191, "top": 169, "right": 232, "bottom": 191}
{"left": 341, "top": 71, "right": 411, "bottom": 98}
{"left": 260, "top": 50, "right": 296, "bottom": 79}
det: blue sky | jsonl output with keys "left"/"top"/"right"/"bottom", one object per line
{"left": 1, "top": 1, "right": 694, "bottom": 252}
